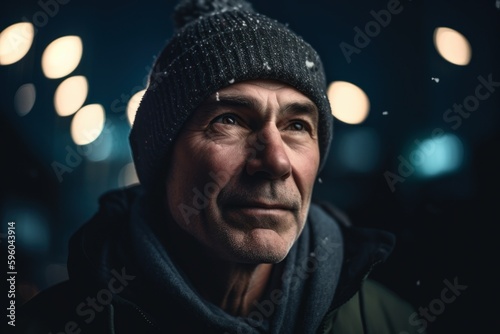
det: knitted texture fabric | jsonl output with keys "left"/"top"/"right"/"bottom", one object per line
{"left": 129, "top": 0, "right": 333, "bottom": 192}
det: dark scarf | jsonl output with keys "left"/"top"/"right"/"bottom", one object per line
{"left": 67, "top": 187, "right": 345, "bottom": 333}
{"left": 119, "top": 194, "right": 344, "bottom": 334}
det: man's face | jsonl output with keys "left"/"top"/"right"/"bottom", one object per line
{"left": 165, "top": 79, "right": 320, "bottom": 264}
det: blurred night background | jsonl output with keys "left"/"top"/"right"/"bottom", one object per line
{"left": 1, "top": 0, "right": 499, "bottom": 332}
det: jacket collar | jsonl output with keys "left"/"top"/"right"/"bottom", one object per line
{"left": 317, "top": 201, "right": 395, "bottom": 311}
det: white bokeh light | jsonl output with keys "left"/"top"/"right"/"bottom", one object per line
{"left": 41, "top": 35, "right": 83, "bottom": 79}
{"left": 70, "top": 104, "right": 105, "bottom": 145}
{"left": 0, "top": 22, "right": 35, "bottom": 65}
{"left": 327, "top": 81, "right": 370, "bottom": 124}
{"left": 54, "top": 75, "right": 88, "bottom": 117}
{"left": 118, "top": 162, "right": 140, "bottom": 187}
{"left": 433, "top": 27, "right": 472, "bottom": 66}
{"left": 127, "top": 89, "right": 146, "bottom": 126}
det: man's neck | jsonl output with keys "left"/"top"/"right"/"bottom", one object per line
{"left": 164, "top": 220, "right": 274, "bottom": 317}
{"left": 194, "top": 257, "right": 273, "bottom": 316}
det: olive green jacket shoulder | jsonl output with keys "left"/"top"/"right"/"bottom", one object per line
{"left": 321, "top": 279, "right": 422, "bottom": 334}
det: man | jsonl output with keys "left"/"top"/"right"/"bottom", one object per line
{"left": 18, "top": 0, "right": 420, "bottom": 333}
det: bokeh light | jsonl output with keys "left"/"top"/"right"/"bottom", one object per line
{"left": 118, "top": 162, "right": 140, "bottom": 187}
{"left": 415, "top": 133, "right": 464, "bottom": 177}
{"left": 433, "top": 27, "right": 472, "bottom": 66}
{"left": 127, "top": 89, "right": 146, "bottom": 126}
{"left": 338, "top": 127, "right": 381, "bottom": 173}
{"left": 14, "top": 83, "right": 36, "bottom": 116}
{"left": 70, "top": 104, "right": 106, "bottom": 145}
{"left": 54, "top": 75, "right": 88, "bottom": 117}
{"left": 41, "top": 35, "right": 83, "bottom": 79}
{"left": 85, "top": 131, "right": 113, "bottom": 162}
{"left": 327, "top": 81, "right": 370, "bottom": 124}
{"left": 0, "top": 22, "right": 34, "bottom": 65}
{"left": 15, "top": 210, "right": 50, "bottom": 253}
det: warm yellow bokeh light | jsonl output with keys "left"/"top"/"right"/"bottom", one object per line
{"left": 127, "top": 89, "right": 146, "bottom": 126}
{"left": 70, "top": 104, "right": 105, "bottom": 145}
{"left": 54, "top": 76, "right": 88, "bottom": 117}
{"left": 41, "top": 35, "right": 83, "bottom": 79}
{"left": 14, "top": 83, "right": 36, "bottom": 116}
{"left": 118, "top": 162, "right": 140, "bottom": 187}
{"left": 433, "top": 27, "right": 472, "bottom": 66}
{"left": 327, "top": 81, "right": 370, "bottom": 124}
{"left": 0, "top": 22, "right": 35, "bottom": 65}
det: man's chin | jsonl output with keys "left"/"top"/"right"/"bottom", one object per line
{"left": 229, "top": 250, "right": 288, "bottom": 265}
{"left": 222, "top": 228, "right": 295, "bottom": 264}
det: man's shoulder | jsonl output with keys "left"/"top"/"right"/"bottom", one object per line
{"left": 361, "top": 279, "right": 421, "bottom": 333}
{"left": 362, "top": 279, "right": 416, "bottom": 316}
{"left": 325, "top": 279, "right": 420, "bottom": 334}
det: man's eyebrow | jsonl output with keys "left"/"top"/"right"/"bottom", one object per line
{"left": 198, "top": 94, "right": 260, "bottom": 113}
{"left": 198, "top": 94, "right": 319, "bottom": 124}
{"left": 282, "top": 101, "right": 319, "bottom": 124}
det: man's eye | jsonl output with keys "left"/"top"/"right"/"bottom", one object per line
{"left": 288, "top": 121, "right": 306, "bottom": 131}
{"left": 212, "top": 114, "right": 238, "bottom": 125}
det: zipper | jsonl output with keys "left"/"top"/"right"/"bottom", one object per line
{"left": 134, "top": 306, "right": 158, "bottom": 329}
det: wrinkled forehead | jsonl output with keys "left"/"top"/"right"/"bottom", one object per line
{"left": 197, "top": 79, "right": 319, "bottom": 119}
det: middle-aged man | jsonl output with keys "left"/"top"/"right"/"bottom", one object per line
{"left": 18, "top": 0, "right": 422, "bottom": 333}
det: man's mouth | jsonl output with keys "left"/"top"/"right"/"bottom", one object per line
{"left": 235, "top": 201, "right": 292, "bottom": 210}
{"left": 227, "top": 199, "right": 296, "bottom": 212}
{"left": 223, "top": 201, "right": 297, "bottom": 228}
{"left": 220, "top": 197, "right": 300, "bottom": 231}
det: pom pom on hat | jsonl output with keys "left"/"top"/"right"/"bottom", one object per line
{"left": 173, "top": 0, "right": 255, "bottom": 29}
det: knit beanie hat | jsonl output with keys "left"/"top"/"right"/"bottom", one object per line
{"left": 129, "top": 0, "right": 333, "bottom": 192}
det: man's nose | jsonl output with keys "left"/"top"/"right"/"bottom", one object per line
{"left": 245, "top": 125, "right": 292, "bottom": 180}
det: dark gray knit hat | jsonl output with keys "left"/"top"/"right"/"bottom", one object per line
{"left": 130, "top": 0, "right": 333, "bottom": 192}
